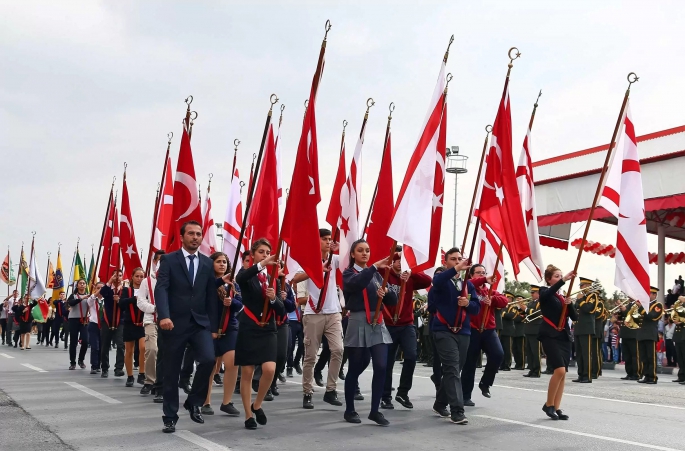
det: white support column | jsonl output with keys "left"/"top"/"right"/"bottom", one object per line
{"left": 657, "top": 224, "right": 665, "bottom": 303}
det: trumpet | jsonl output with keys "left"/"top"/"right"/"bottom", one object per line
{"left": 569, "top": 281, "right": 603, "bottom": 297}
{"left": 609, "top": 299, "right": 629, "bottom": 314}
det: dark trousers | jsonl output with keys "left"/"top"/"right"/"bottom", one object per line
{"left": 622, "top": 338, "right": 639, "bottom": 378}
{"left": 433, "top": 331, "right": 469, "bottom": 414}
{"left": 462, "top": 329, "right": 503, "bottom": 400}
{"left": 575, "top": 334, "right": 593, "bottom": 380}
{"left": 665, "top": 339, "right": 676, "bottom": 366}
{"left": 61, "top": 319, "right": 69, "bottom": 347}
{"left": 50, "top": 319, "right": 63, "bottom": 346}
{"left": 383, "top": 325, "right": 418, "bottom": 400}
{"left": 153, "top": 329, "right": 165, "bottom": 394}
{"left": 525, "top": 334, "right": 541, "bottom": 376}
{"left": 88, "top": 322, "right": 101, "bottom": 370}
{"left": 180, "top": 344, "right": 195, "bottom": 382}
{"left": 161, "top": 322, "right": 215, "bottom": 422}
{"left": 0, "top": 319, "right": 6, "bottom": 343}
{"left": 512, "top": 336, "right": 525, "bottom": 369}
{"left": 100, "top": 324, "right": 124, "bottom": 371}
{"left": 68, "top": 318, "right": 88, "bottom": 365}
{"left": 287, "top": 321, "right": 304, "bottom": 368}
{"left": 675, "top": 340, "right": 685, "bottom": 381}
{"left": 315, "top": 335, "right": 330, "bottom": 373}
{"left": 591, "top": 337, "right": 600, "bottom": 378}
{"left": 500, "top": 335, "right": 512, "bottom": 369}
{"left": 638, "top": 340, "right": 657, "bottom": 381}
{"left": 4, "top": 314, "right": 14, "bottom": 344}
{"left": 272, "top": 324, "right": 289, "bottom": 387}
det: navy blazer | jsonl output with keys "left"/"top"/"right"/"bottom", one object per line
{"left": 154, "top": 249, "right": 219, "bottom": 332}
{"left": 429, "top": 266, "right": 480, "bottom": 335}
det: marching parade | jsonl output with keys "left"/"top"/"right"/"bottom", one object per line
{"left": 2, "top": 3, "right": 685, "bottom": 451}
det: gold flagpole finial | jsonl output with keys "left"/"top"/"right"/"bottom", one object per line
{"left": 279, "top": 103, "right": 285, "bottom": 127}
{"left": 443, "top": 35, "right": 455, "bottom": 63}
{"left": 364, "top": 98, "right": 375, "bottom": 119}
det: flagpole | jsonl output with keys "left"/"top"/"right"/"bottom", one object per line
{"left": 219, "top": 94, "right": 279, "bottom": 334}
{"left": 65, "top": 247, "right": 76, "bottom": 298}
{"left": 231, "top": 139, "right": 240, "bottom": 179}
{"left": 146, "top": 133, "right": 173, "bottom": 274}
{"left": 460, "top": 125, "right": 491, "bottom": 255}
{"left": 6, "top": 247, "right": 10, "bottom": 297}
{"left": 558, "top": 72, "right": 639, "bottom": 329}
{"left": 91, "top": 178, "right": 115, "bottom": 290}
{"left": 45, "top": 252, "right": 51, "bottom": 290}
{"left": 27, "top": 232, "right": 35, "bottom": 300}
{"left": 362, "top": 102, "right": 395, "bottom": 239}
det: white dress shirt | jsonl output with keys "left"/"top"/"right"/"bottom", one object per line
{"left": 181, "top": 248, "right": 199, "bottom": 284}
{"left": 300, "top": 255, "right": 342, "bottom": 315}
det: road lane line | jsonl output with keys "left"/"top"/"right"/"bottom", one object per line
{"left": 64, "top": 382, "right": 121, "bottom": 404}
{"left": 474, "top": 415, "right": 683, "bottom": 451}
{"left": 492, "top": 383, "right": 685, "bottom": 411}
{"left": 175, "top": 430, "right": 231, "bottom": 451}
{"left": 0, "top": 353, "right": 14, "bottom": 359}
{"left": 21, "top": 363, "right": 47, "bottom": 372}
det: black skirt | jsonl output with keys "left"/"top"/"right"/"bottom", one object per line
{"left": 540, "top": 336, "right": 571, "bottom": 370}
{"left": 123, "top": 323, "right": 145, "bottom": 342}
{"left": 234, "top": 322, "right": 277, "bottom": 366}
{"left": 18, "top": 322, "right": 32, "bottom": 334}
{"left": 215, "top": 328, "right": 238, "bottom": 357}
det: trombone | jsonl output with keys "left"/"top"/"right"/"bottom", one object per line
{"left": 524, "top": 309, "right": 542, "bottom": 323}
{"left": 513, "top": 282, "right": 603, "bottom": 305}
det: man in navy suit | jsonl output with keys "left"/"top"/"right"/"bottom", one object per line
{"left": 154, "top": 220, "right": 218, "bottom": 433}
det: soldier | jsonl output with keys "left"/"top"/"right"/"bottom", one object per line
{"left": 591, "top": 299, "right": 606, "bottom": 379}
{"left": 672, "top": 297, "right": 685, "bottom": 384}
{"left": 523, "top": 285, "right": 542, "bottom": 378}
{"left": 618, "top": 298, "right": 641, "bottom": 380}
{"left": 499, "top": 292, "right": 515, "bottom": 371}
{"left": 637, "top": 287, "right": 663, "bottom": 384}
{"left": 512, "top": 296, "right": 527, "bottom": 370}
{"left": 572, "top": 277, "right": 597, "bottom": 383}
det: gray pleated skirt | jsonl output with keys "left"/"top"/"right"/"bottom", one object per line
{"left": 343, "top": 311, "right": 393, "bottom": 348}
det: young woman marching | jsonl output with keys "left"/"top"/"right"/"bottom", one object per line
{"left": 271, "top": 265, "right": 296, "bottom": 397}
{"left": 203, "top": 252, "right": 243, "bottom": 417}
{"left": 67, "top": 279, "right": 90, "bottom": 369}
{"left": 538, "top": 264, "right": 577, "bottom": 420}
{"left": 234, "top": 238, "right": 285, "bottom": 430}
{"left": 86, "top": 283, "right": 105, "bottom": 373}
{"left": 118, "top": 268, "right": 147, "bottom": 387}
{"left": 12, "top": 295, "right": 35, "bottom": 350}
{"left": 342, "top": 239, "right": 397, "bottom": 426}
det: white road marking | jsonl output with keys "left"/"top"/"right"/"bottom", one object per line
{"left": 0, "top": 353, "right": 14, "bottom": 359}
{"left": 475, "top": 415, "right": 683, "bottom": 451}
{"left": 21, "top": 363, "right": 47, "bottom": 372}
{"left": 175, "top": 430, "right": 231, "bottom": 451}
{"left": 64, "top": 382, "right": 121, "bottom": 404}
{"left": 492, "top": 383, "right": 685, "bottom": 411}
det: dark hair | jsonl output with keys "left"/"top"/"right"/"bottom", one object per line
{"left": 251, "top": 238, "right": 272, "bottom": 254}
{"left": 319, "top": 228, "right": 332, "bottom": 238}
{"left": 469, "top": 264, "right": 485, "bottom": 276}
{"left": 444, "top": 247, "right": 461, "bottom": 259}
{"left": 181, "top": 220, "right": 202, "bottom": 236}
{"left": 395, "top": 245, "right": 403, "bottom": 252}
{"left": 131, "top": 267, "right": 145, "bottom": 277}
{"left": 434, "top": 266, "right": 446, "bottom": 274}
{"left": 242, "top": 251, "right": 250, "bottom": 261}
{"left": 154, "top": 250, "right": 166, "bottom": 258}
{"left": 114, "top": 269, "right": 123, "bottom": 275}
{"left": 347, "top": 239, "right": 368, "bottom": 268}
{"left": 209, "top": 251, "right": 231, "bottom": 275}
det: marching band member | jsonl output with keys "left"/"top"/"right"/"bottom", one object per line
{"left": 428, "top": 247, "right": 477, "bottom": 425}
{"left": 512, "top": 295, "right": 527, "bottom": 370}
{"left": 592, "top": 299, "right": 606, "bottom": 379}
{"left": 673, "top": 297, "right": 685, "bottom": 385}
{"left": 572, "top": 277, "right": 598, "bottom": 383}
{"left": 118, "top": 268, "right": 147, "bottom": 387}
{"left": 523, "top": 285, "right": 543, "bottom": 378}
{"left": 500, "top": 292, "right": 515, "bottom": 371}
{"left": 619, "top": 298, "right": 641, "bottom": 380}
{"left": 637, "top": 286, "right": 663, "bottom": 384}
{"left": 381, "top": 246, "right": 432, "bottom": 410}
{"left": 342, "top": 239, "right": 397, "bottom": 426}
{"left": 538, "top": 265, "right": 576, "bottom": 420}
{"left": 67, "top": 279, "right": 90, "bottom": 368}
{"left": 461, "top": 264, "right": 505, "bottom": 407}
{"left": 234, "top": 238, "right": 285, "bottom": 430}
{"left": 137, "top": 250, "right": 164, "bottom": 398}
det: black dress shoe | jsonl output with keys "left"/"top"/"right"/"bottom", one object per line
{"left": 154, "top": 393, "right": 164, "bottom": 403}
{"left": 620, "top": 375, "right": 631, "bottom": 380}
{"left": 114, "top": 370, "right": 125, "bottom": 377}
{"left": 184, "top": 401, "right": 204, "bottom": 424}
{"left": 140, "top": 384, "right": 152, "bottom": 395}
{"left": 137, "top": 373, "right": 145, "bottom": 385}
{"left": 101, "top": 370, "right": 109, "bottom": 378}
{"left": 629, "top": 376, "right": 640, "bottom": 381}
{"left": 556, "top": 409, "right": 569, "bottom": 420}
{"left": 395, "top": 393, "right": 413, "bottom": 409}
{"left": 679, "top": 381, "right": 685, "bottom": 385}
{"left": 380, "top": 399, "right": 394, "bottom": 409}
{"left": 354, "top": 390, "right": 364, "bottom": 401}
{"left": 637, "top": 378, "right": 647, "bottom": 384}
{"left": 542, "top": 404, "right": 558, "bottom": 420}
{"left": 286, "top": 368, "right": 293, "bottom": 377}
{"left": 464, "top": 399, "right": 475, "bottom": 407}
{"left": 303, "top": 394, "right": 314, "bottom": 409}
{"left": 162, "top": 420, "right": 176, "bottom": 433}
{"left": 220, "top": 402, "right": 240, "bottom": 416}
{"left": 523, "top": 372, "right": 532, "bottom": 377}
{"left": 314, "top": 371, "right": 324, "bottom": 387}
{"left": 323, "top": 390, "right": 343, "bottom": 406}
{"left": 126, "top": 376, "right": 135, "bottom": 387}
{"left": 479, "top": 382, "right": 491, "bottom": 398}
{"left": 672, "top": 379, "right": 685, "bottom": 383}
{"left": 251, "top": 404, "right": 267, "bottom": 425}
{"left": 271, "top": 384, "right": 280, "bottom": 396}
{"left": 344, "top": 411, "right": 361, "bottom": 424}
{"left": 368, "top": 411, "right": 389, "bottom": 426}
{"left": 264, "top": 390, "right": 274, "bottom": 401}
{"left": 644, "top": 380, "right": 657, "bottom": 385}
{"left": 244, "top": 417, "right": 258, "bottom": 430}
{"left": 278, "top": 373, "right": 286, "bottom": 383}
{"left": 180, "top": 380, "right": 192, "bottom": 394}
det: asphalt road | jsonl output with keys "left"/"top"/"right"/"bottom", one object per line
{"left": 0, "top": 339, "right": 683, "bottom": 451}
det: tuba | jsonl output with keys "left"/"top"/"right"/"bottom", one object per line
{"left": 623, "top": 303, "right": 643, "bottom": 329}
{"left": 667, "top": 298, "right": 685, "bottom": 323}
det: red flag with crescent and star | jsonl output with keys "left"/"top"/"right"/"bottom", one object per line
{"left": 120, "top": 177, "right": 142, "bottom": 278}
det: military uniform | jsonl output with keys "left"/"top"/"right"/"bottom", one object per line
{"left": 512, "top": 300, "right": 527, "bottom": 370}
{"left": 572, "top": 278, "right": 598, "bottom": 383}
{"left": 591, "top": 300, "right": 606, "bottom": 379}
{"left": 673, "top": 315, "right": 685, "bottom": 383}
{"left": 637, "top": 287, "right": 663, "bottom": 384}
{"left": 499, "top": 292, "right": 515, "bottom": 371}
{"left": 619, "top": 300, "right": 640, "bottom": 380}
{"left": 523, "top": 285, "right": 542, "bottom": 377}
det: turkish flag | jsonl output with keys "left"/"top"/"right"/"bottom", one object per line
{"left": 98, "top": 191, "right": 115, "bottom": 282}
{"left": 222, "top": 168, "right": 246, "bottom": 268}
{"left": 109, "top": 205, "right": 121, "bottom": 276}
{"left": 477, "top": 79, "right": 531, "bottom": 276}
{"left": 166, "top": 125, "right": 202, "bottom": 251}
{"left": 151, "top": 156, "right": 174, "bottom": 255}
{"left": 281, "top": 42, "right": 326, "bottom": 288}
{"left": 120, "top": 178, "right": 142, "bottom": 278}
{"left": 365, "top": 131, "right": 395, "bottom": 266}
{"left": 248, "top": 122, "right": 280, "bottom": 247}
{"left": 326, "top": 138, "right": 346, "bottom": 234}
{"left": 199, "top": 183, "right": 217, "bottom": 256}
{"left": 387, "top": 63, "right": 447, "bottom": 272}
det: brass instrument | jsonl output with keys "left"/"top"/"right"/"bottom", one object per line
{"left": 515, "top": 282, "right": 603, "bottom": 304}
{"left": 623, "top": 303, "right": 643, "bottom": 329}
{"left": 666, "top": 299, "right": 685, "bottom": 321}
{"left": 609, "top": 299, "right": 629, "bottom": 314}
{"left": 524, "top": 309, "right": 541, "bottom": 323}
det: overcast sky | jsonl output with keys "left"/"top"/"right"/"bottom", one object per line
{"left": 1, "top": 1, "right": 684, "bottom": 294}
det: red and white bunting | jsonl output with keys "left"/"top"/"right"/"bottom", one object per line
{"left": 515, "top": 128, "right": 543, "bottom": 281}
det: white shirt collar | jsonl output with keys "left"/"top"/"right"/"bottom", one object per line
{"left": 353, "top": 263, "right": 364, "bottom": 272}
{"left": 182, "top": 248, "right": 198, "bottom": 259}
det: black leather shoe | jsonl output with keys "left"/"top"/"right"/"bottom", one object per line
{"left": 368, "top": 411, "right": 389, "bottom": 426}
{"left": 323, "top": 390, "right": 343, "bottom": 406}
{"left": 464, "top": 399, "right": 475, "bottom": 407}
{"left": 140, "top": 384, "right": 152, "bottom": 395}
{"left": 620, "top": 375, "right": 631, "bottom": 380}
{"left": 154, "top": 393, "right": 164, "bottom": 403}
{"left": 251, "top": 404, "right": 267, "bottom": 425}
{"left": 432, "top": 403, "right": 449, "bottom": 418}
{"left": 264, "top": 389, "right": 274, "bottom": 401}
{"left": 479, "top": 382, "right": 491, "bottom": 398}
{"left": 314, "top": 371, "right": 324, "bottom": 387}
{"left": 213, "top": 374, "right": 223, "bottom": 386}
{"left": 338, "top": 369, "right": 346, "bottom": 380}
{"left": 137, "top": 373, "right": 145, "bottom": 385}
{"left": 303, "top": 394, "right": 314, "bottom": 409}
{"left": 286, "top": 368, "right": 293, "bottom": 377}
{"left": 644, "top": 380, "right": 657, "bottom": 385}
{"left": 162, "top": 420, "right": 176, "bottom": 433}
{"left": 556, "top": 409, "right": 569, "bottom": 420}
{"left": 395, "top": 394, "right": 413, "bottom": 409}
{"left": 637, "top": 378, "right": 647, "bottom": 384}
{"left": 244, "top": 417, "right": 258, "bottom": 429}
{"left": 180, "top": 380, "right": 192, "bottom": 394}
{"left": 278, "top": 373, "right": 286, "bottom": 383}
{"left": 672, "top": 379, "right": 685, "bottom": 383}
{"left": 126, "top": 376, "right": 135, "bottom": 387}
{"left": 679, "top": 380, "right": 685, "bottom": 385}
{"left": 220, "top": 402, "right": 240, "bottom": 416}
{"left": 271, "top": 384, "right": 280, "bottom": 396}
{"left": 344, "top": 411, "right": 361, "bottom": 424}
{"left": 523, "top": 372, "right": 532, "bottom": 377}
{"left": 184, "top": 401, "right": 204, "bottom": 424}
{"left": 354, "top": 390, "right": 364, "bottom": 401}
{"left": 114, "top": 370, "right": 125, "bottom": 377}
{"left": 542, "top": 404, "right": 558, "bottom": 420}
{"left": 380, "top": 399, "right": 394, "bottom": 409}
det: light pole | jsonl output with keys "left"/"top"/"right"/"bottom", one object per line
{"left": 446, "top": 146, "right": 468, "bottom": 247}
{"left": 215, "top": 223, "right": 224, "bottom": 252}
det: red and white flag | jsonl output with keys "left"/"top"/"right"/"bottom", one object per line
{"left": 120, "top": 178, "right": 143, "bottom": 278}
{"left": 515, "top": 128, "right": 544, "bottom": 281}
{"left": 475, "top": 222, "right": 505, "bottom": 292}
{"left": 326, "top": 138, "right": 347, "bottom": 235}
{"left": 476, "top": 78, "right": 531, "bottom": 276}
{"left": 109, "top": 205, "right": 121, "bottom": 276}
{"left": 166, "top": 125, "right": 202, "bottom": 251}
{"left": 387, "top": 63, "right": 447, "bottom": 272}
{"left": 275, "top": 124, "right": 284, "bottom": 206}
{"left": 248, "top": 122, "right": 280, "bottom": 247}
{"left": 200, "top": 183, "right": 217, "bottom": 256}
{"left": 281, "top": 43, "right": 326, "bottom": 288}
{"left": 599, "top": 102, "right": 650, "bottom": 309}
{"left": 98, "top": 191, "right": 115, "bottom": 282}
{"left": 222, "top": 168, "right": 246, "bottom": 268}
{"left": 337, "top": 121, "right": 366, "bottom": 279}
{"left": 151, "top": 156, "right": 174, "bottom": 255}
{"left": 365, "top": 131, "right": 395, "bottom": 262}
